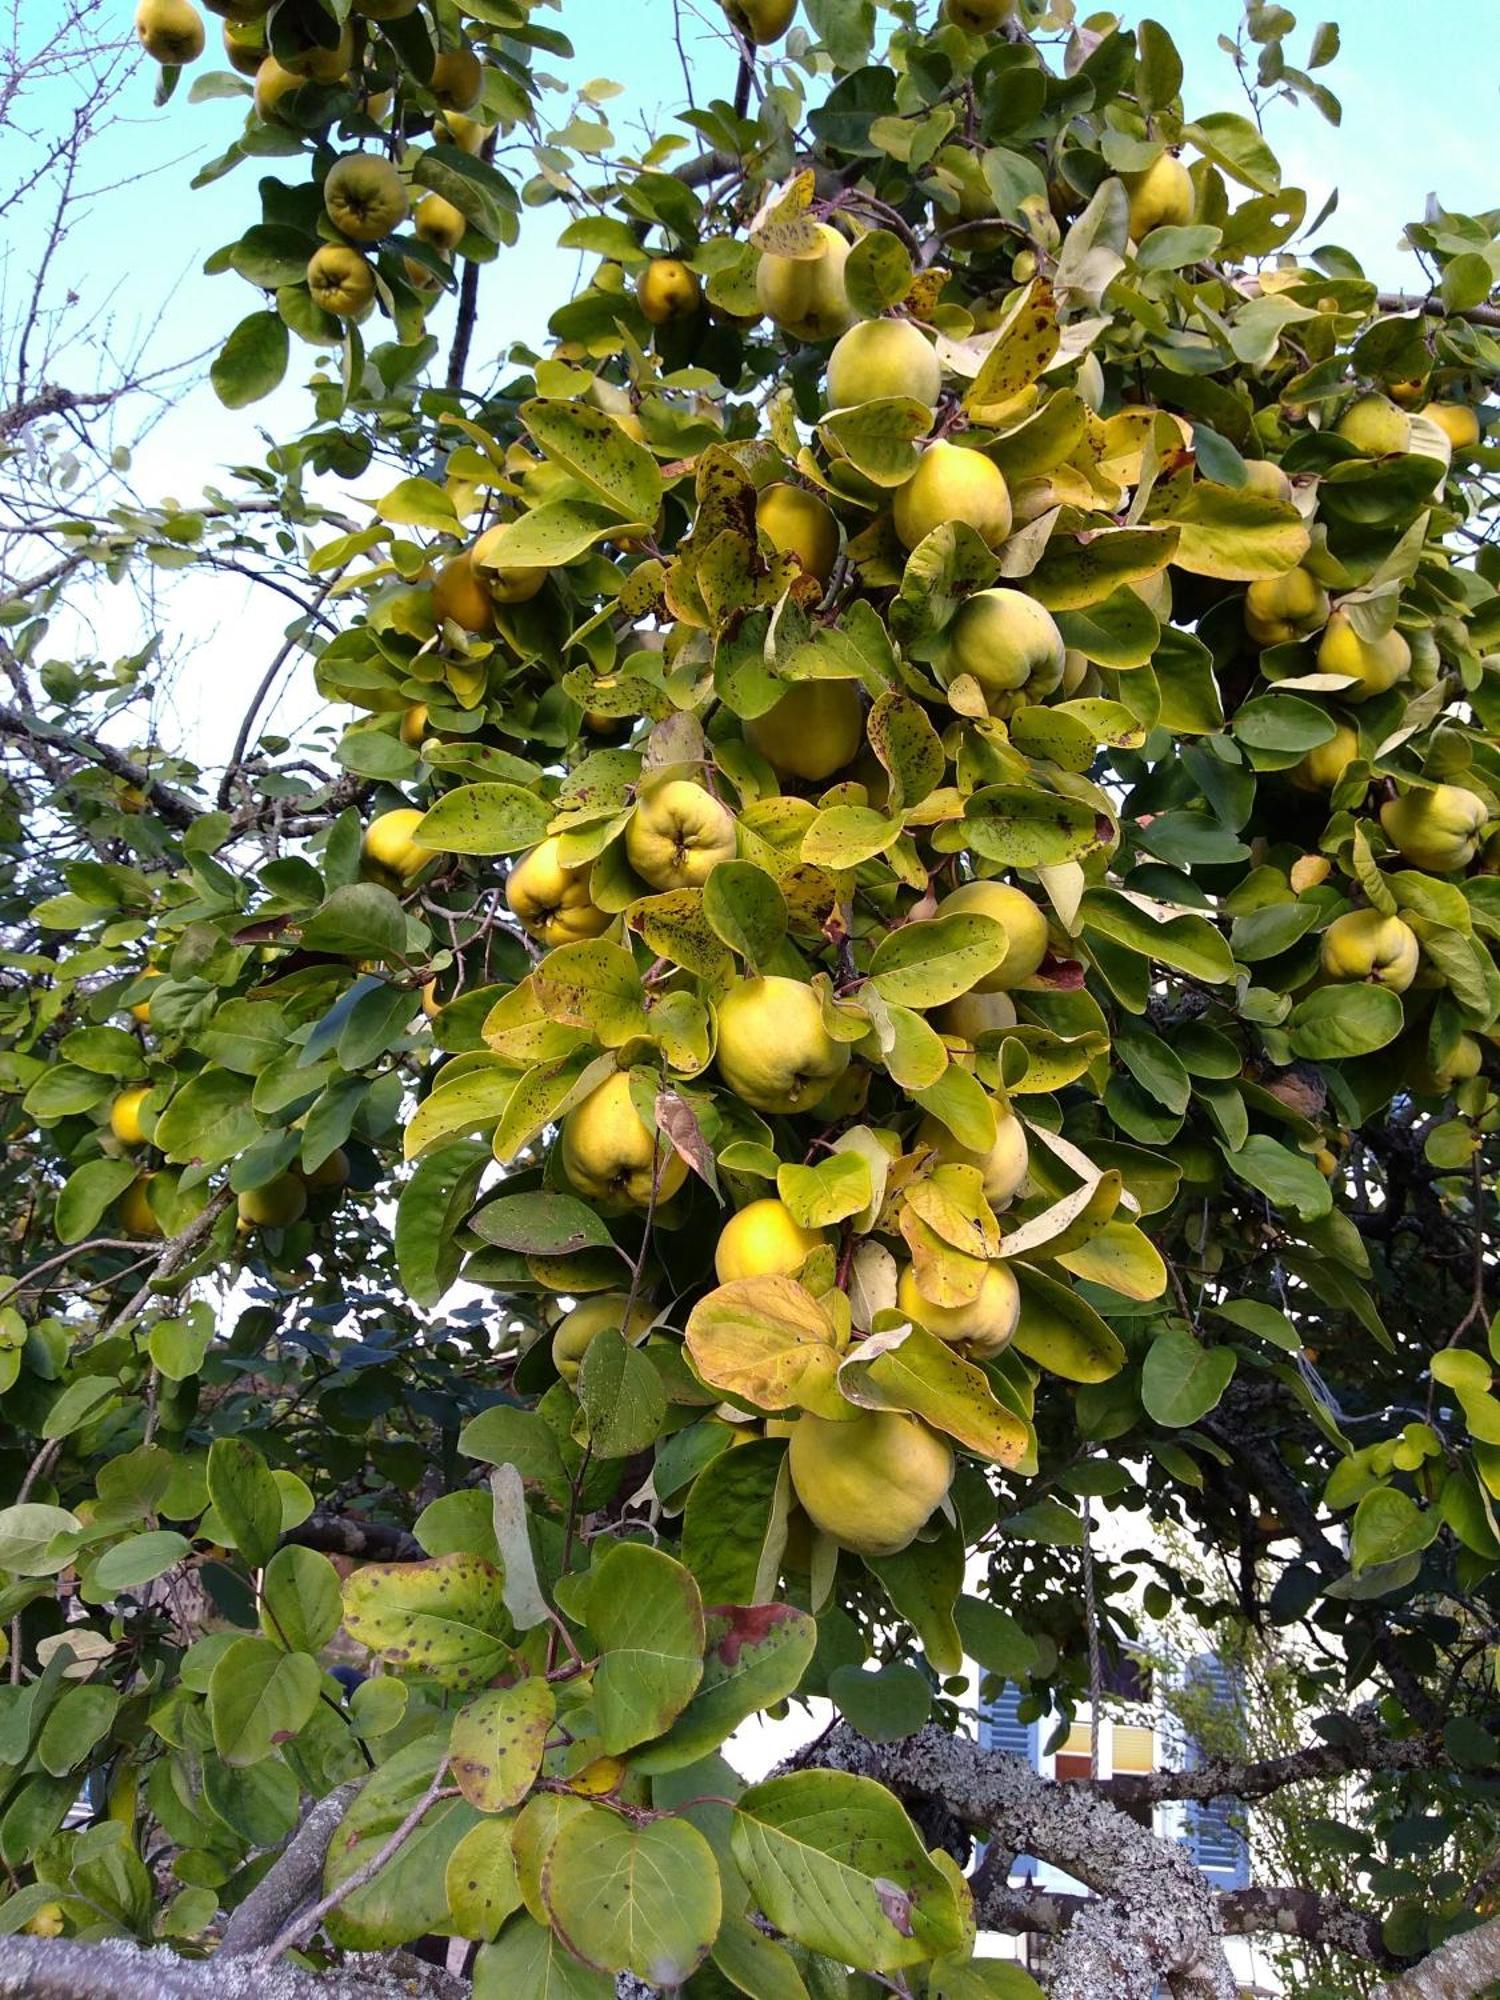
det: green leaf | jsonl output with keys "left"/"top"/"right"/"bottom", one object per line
{"left": 684, "top": 1277, "right": 847, "bottom": 1420}
{"left": 731, "top": 1771, "right": 966, "bottom": 1972}
{"left": 635, "top": 1603, "right": 818, "bottom": 1774}
{"left": 0, "top": 1504, "right": 81, "bottom": 1576}
{"left": 377, "top": 477, "right": 461, "bottom": 533}
{"left": 451, "top": 1679, "right": 556, "bottom": 1811}
{"left": 964, "top": 789, "right": 1107, "bottom": 868}
{"left": 588, "top": 1543, "right": 705, "bottom": 1754}
{"left": 539, "top": 1806, "right": 721, "bottom": 1983}
{"left": 446, "top": 1819, "right": 524, "bottom": 1944}
{"left": 1223, "top": 1135, "right": 1333, "bottom": 1221}
{"left": 1184, "top": 109, "right": 1283, "bottom": 191}
{"left": 56, "top": 1159, "right": 138, "bottom": 1247}
{"left": 820, "top": 397, "right": 934, "bottom": 487}
{"left": 1010, "top": 1264, "right": 1126, "bottom": 1382}
{"left": 90, "top": 1529, "right": 189, "bottom": 1594}
{"left": 471, "top": 1191, "right": 619, "bottom": 1257}
{"left": 776, "top": 1153, "right": 871, "bottom": 1229}
{"left": 839, "top": 1324, "right": 1032, "bottom": 1467}
{"left": 680, "top": 1440, "right": 789, "bottom": 1605}
{"left": 211, "top": 311, "right": 289, "bottom": 409}
{"left": 325, "top": 1735, "right": 479, "bottom": 1950}
{"left": 299, "top": 882, "right": 413, "bottom": 960}
{"left": 931, "top": 1959, "right": 1047, "bottom": 2000}
{"left": 342, "top": 1554, "right": 513, "bottom": 1690}
{"left": 40, "top": 1376, "right": 117, "bottom": 1440}
{"left": 474, "top": 1913, "right": 613, "bottom": 1998}
{"left": 1080, "top": 889, "right": 1235, "bottom": 983}
{"left": 1287, "top": 985, "right": 1404, "bottom": 1060}
{"left": 208, "top": 1635, "right": 321, "bottom": 1765}
{"left": 413, "top": 783, "right": 551, "bottom": 856}
{"left": 827, "top": 1662, "right": 932, "bottom": 1741}
{"left": 207, "top": 1438, "right": 283, "bottom": 1569}
{"left": 154, "top": 1068, "right": 261, "bottom": 1168}
{"left": 523, "top": 397, "right": 662, "bottom": 523}
{"left": 1350, "top": 1486, "right": 1438, "bottom": 1573}
{"left": 868, "top": 914, "right": 1009, "bottom": 1007}
{"left": 578, "top": 1328, "right": 668, "bottom": 1459}
{"left": 397, "top": 1141, "right": 490, "bottom": 1306}
{"left": 703, "top": 862, "right": 787, "bottom": 969}
{"left": 1140, "top": 1330, "right": 1236, "bottom": 1427}
{"left": 260, "top": 1545, "right": 342, "bottom": 1654}
{"left": 954, "top": 1596, "right": 1039, "bottom": 1681}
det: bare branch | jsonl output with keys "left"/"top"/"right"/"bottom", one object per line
{"left": 1100, "top": 1705, "right": 1444, "bottom": 1808}
{"left": 0, "top": 700, "right": 200, "bottom": 828}
{"left": 220, "top": 1782, "right": 361, "bottom": 1956}
{"left": 1374, "top": 290, "right": 1500, "bottom": 332}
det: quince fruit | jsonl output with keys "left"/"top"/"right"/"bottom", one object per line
{"left": 715, "top": 1198, "right": 825, "bottom": 1283}
{"left": 323, "top": 154, "right": 409, "bottom": 244}
{"left": 1316, "top": 609, "right": 1411, "bottom": 701}
{"left": 1380, "top": 784, "right": 1488, "bottom": 872}
{"left": 552, "top": 1293, "right": 655, "bottom": 1383}
{"left": 756, "top": 482, "right": 840, "bottom": 586}
{"left": 897, "top": 1259, "right": 1020, "bottom": 1359}
{"left": 714, "top": 976, "right": 850, "bottom": 1114}
{"left": 237, "top": 1175, "right": 308, "bottom": 1229}
{"left": 916, "top": 1105, "right": 1028, "bottom": 1207}
{"left": 625, "top": 779, "right": 737, "bottom": 890}
{"left": 506, "top": 837, "right": 611, "bottom": 948}
{"left": 893, "top": 441, "right": 1011, "bottom": 552}
{"left": 637, "top": 258, "right": 701, "bottom": 325}
{"left": 936, "top": 879, "right": 1050, "bottom": 991}
{"left": 825, "top": 318, "right": 942, "bottom": 415}
{"left": 744, "top": 680, "right": 863, "bottom": 783}
{"left": 1243, "top": 567, "right": 1330, "bottom": 647}
{"left": 1335, "top": 394, "right": 1410, "bottom": 456}
{"left": 1122, "top": 154, "right": 1193, "bottom": 239}
{"left": 110, "top": 1089, "right": 151, "bottom": 1148}
{"left": 560, "top": 1072, "right": 687, "bottom": 1212}
{"left": 945, "top": 587, "right": 1065, "bottom": 705}
{"left": 1319, "top": 909, "right": 1419, "bottom": 992}
{"left": 360, "top": 808, "right": 438, "bottom": 890}
{"left": 756, "top": 223, "right": 853, "bottom": 343}
{"left": 788, "top": 1409, "right": 954, "bottom": 1556}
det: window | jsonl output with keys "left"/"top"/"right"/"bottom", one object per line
{"left": 1183, "top": 1655, "right": 1250, "bottom": 1889}
{"left": 979, "top": 1682, "right": 1040, "bottom": 1878}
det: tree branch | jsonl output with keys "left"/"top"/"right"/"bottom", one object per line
{"left": 0, "top": 701, "right": 199, "bottom": 828}
{"left": 794, "top": 1725, "right": 1237, "bottom": 2000}
{"left": 219, "top": 1781, "right": 361, "bottom": 1955}
{"left": 217, "top": 576, "right": 338, "bottom": 809}
{"left": 1099, "top": 1705, "right": 1444, "bottom": 1808}
{"left": 1374, "top": 290, "right": 1500, "bottom": 332}
{"left": 284, "top": 1510, "right": 423, "bottom": 1562}
{"left": 0, "top": 1938, "right": 464, "bottom": 2000}
{"left": 1375, "top": 1913, "right": 1500, "bottom": 1999}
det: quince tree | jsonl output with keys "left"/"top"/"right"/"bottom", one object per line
{"left": 4, "top": 1, "right": 1500, "bottom": 1995}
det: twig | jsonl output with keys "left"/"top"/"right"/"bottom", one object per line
{"left": 259, "top": 1764, "right": 456, "bottom": 1964}
{"left": 216, "top": 576, "right": 339, "bottom": 809}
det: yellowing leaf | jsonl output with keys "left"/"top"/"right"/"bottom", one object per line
{"left": 684, "top": 1276, "right": 849, "bottom": 1418}
{"left": 839, "top": 1324, "right": 1032, "bottom": 1467}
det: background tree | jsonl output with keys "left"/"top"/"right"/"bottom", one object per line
{"left": 2, "top": 2, "right": 1500, "bottom": 1998}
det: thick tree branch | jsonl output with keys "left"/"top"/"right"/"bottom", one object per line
{"left": 0, "top": 1939, "right": 464, "bottom": 2000}
{"left": 795, "top": 1725, "right": 1237, "bottom": 2000}
{"left": 977, "top": 1882, "right": 1398, "bottom": 1967}
{"left": 284, "top": 1510, "right": 423, "bottom": 1562}
{"left": 1375, "top": 1913, "right": 1500, "bottom": 1999}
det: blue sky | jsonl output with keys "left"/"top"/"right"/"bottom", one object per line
{"left": 15, "top": 0, "right": 1498, "bottom": 762}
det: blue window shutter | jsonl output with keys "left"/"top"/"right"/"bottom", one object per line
{"left": 1184, "top": 1654, "right": 1250, "bottom": 1889}
{"left": 979, "top": 1683, "right": 1040, "bottom": 1878}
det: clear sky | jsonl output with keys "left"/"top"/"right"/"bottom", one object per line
{"left": 11, "top": 0, "right": 1498, "bottom": 764}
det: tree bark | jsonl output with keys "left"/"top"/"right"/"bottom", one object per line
{"left": 1374, "top": 1914, "right": 1500, "bottom": 2000}
{"left": 0, "top": 1939, "right": 464, "bottom": 2000}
